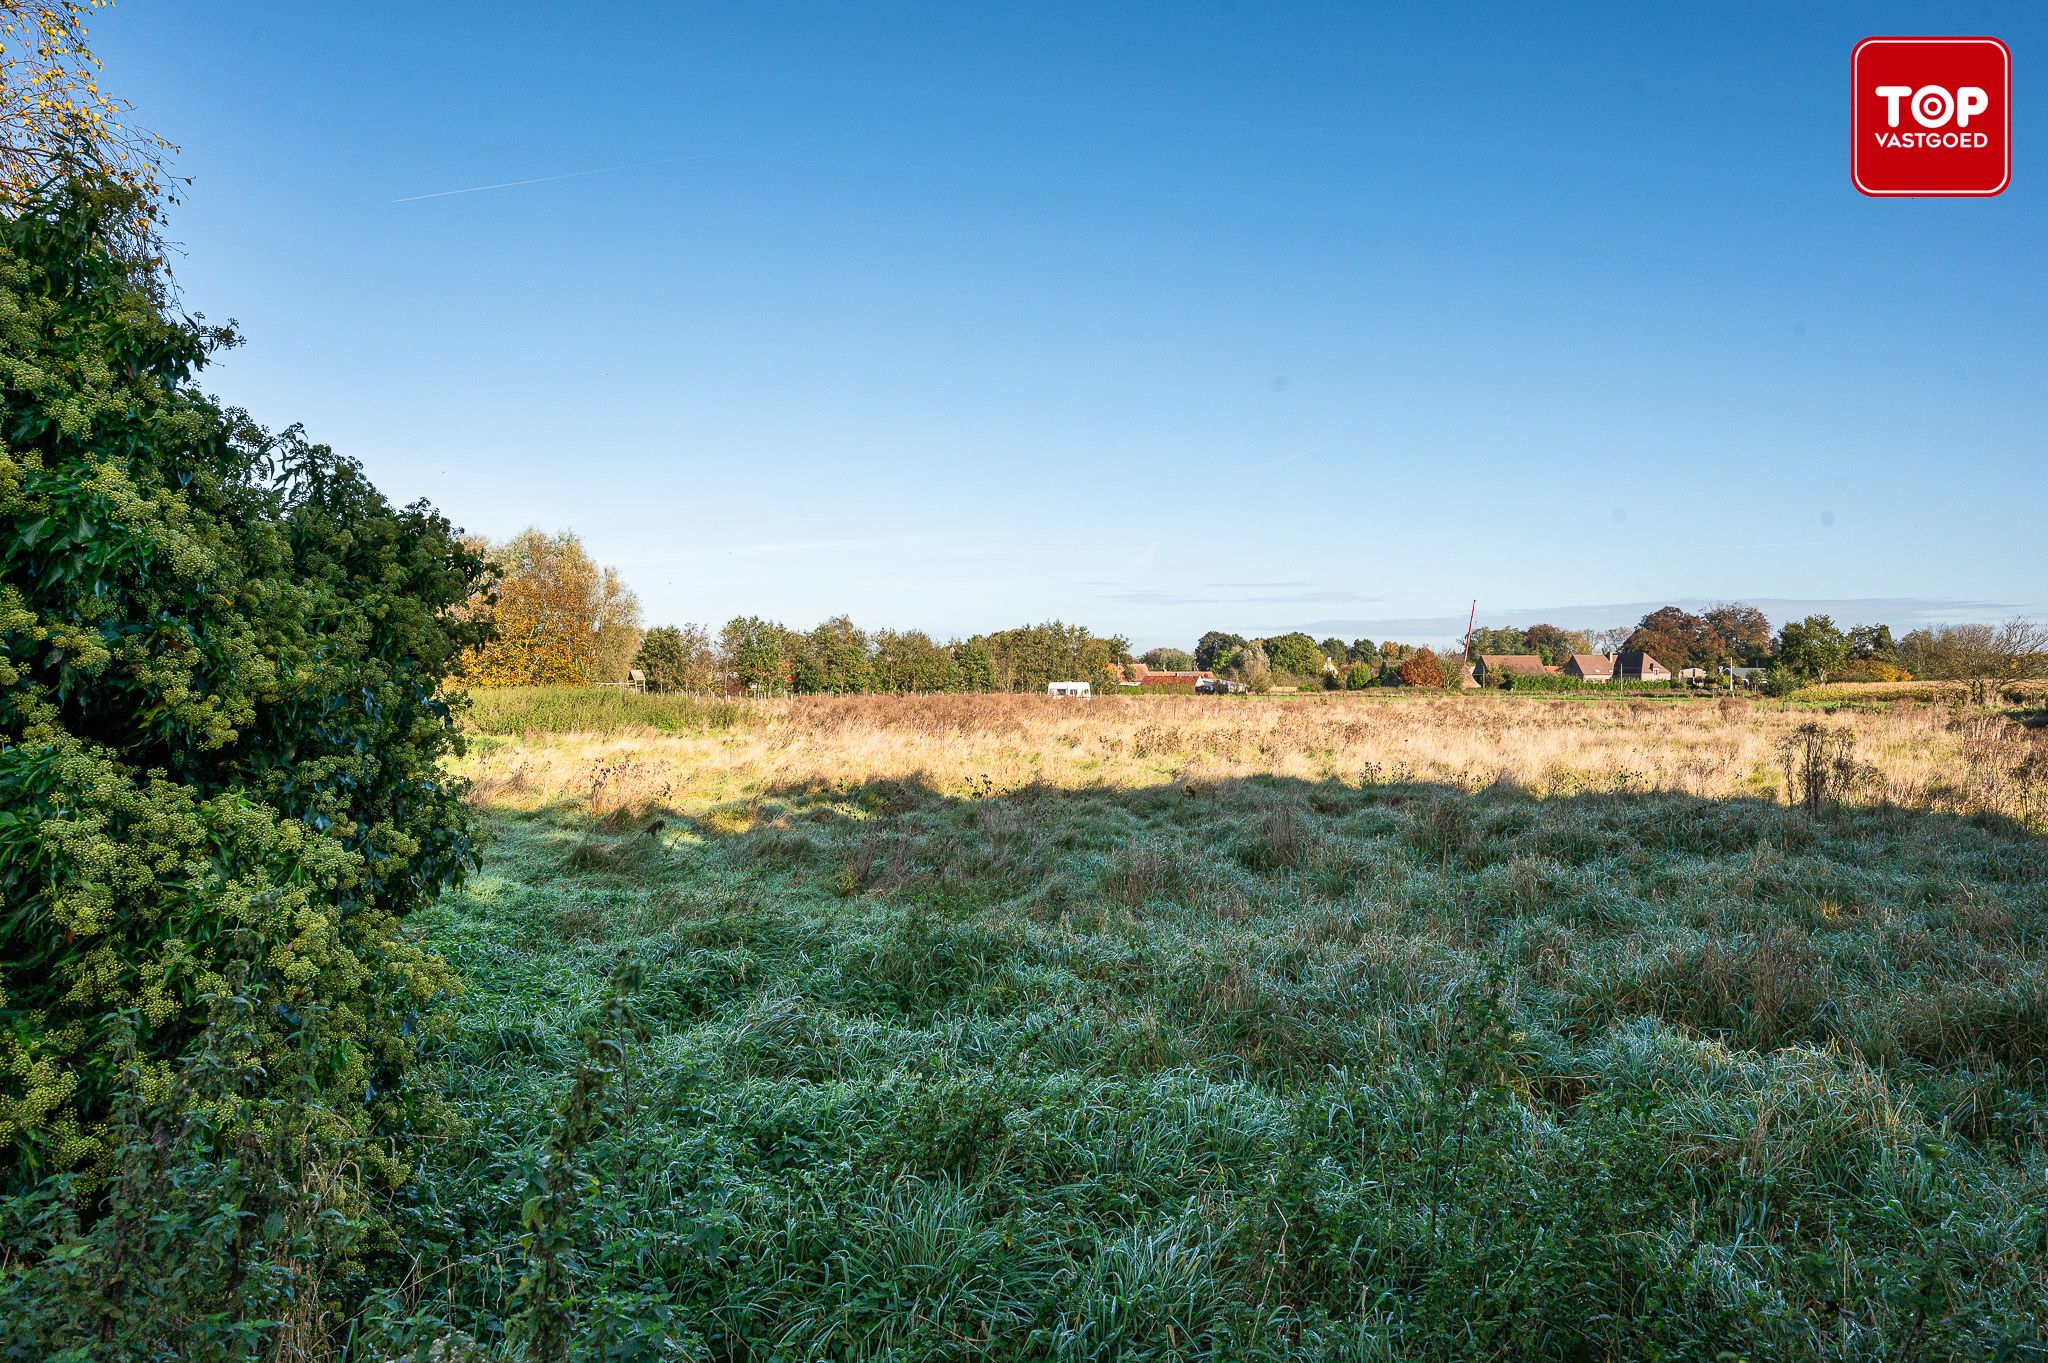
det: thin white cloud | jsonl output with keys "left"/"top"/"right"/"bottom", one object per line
{"left": 1240, "top": 589, "right": 1384, "bottom": 605}
{"left": 1101, "top": 590, "right": 1212, "bottom": 607}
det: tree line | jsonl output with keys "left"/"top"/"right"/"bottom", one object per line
{"left": 1602, "top": 605, "right": 2046, "bottom": 690}
{"left": 1151, "top": 605, "right": 2046, "bottom": 694}
{"left": 1146, "top": 630, "right": 1447, "bottom": 692}
{"left": 454, "top": 537, "right": 2045, "bottom": 698}
{"left": 641, "top": 616, "right": 1130, "bottom": 697}
{"left": 446, "top": 531, "right": 1132, "bottom": 695}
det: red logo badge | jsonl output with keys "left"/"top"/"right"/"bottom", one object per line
{"left": 1853, "top": 37, "right": 2010, "bottom": 197}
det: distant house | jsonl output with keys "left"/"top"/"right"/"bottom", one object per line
{"left": 1677, "top": 666, "right": 1709, "bottom": 683}
{"left": 1562, "top": 653, "right": 1615, "bottom": 682}
{"left": 1047, "top": 681, "right": 1091, "bottom": 698}
{"left": 1474, "top": 654, "right": 1552, "bottom": 685}
{"left": 1613, "top": 650, "right": 1671, "bottom": 681}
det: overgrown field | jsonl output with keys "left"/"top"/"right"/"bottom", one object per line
{"left": 1786, "top": 679, "right": 2048, "bottom": 707}
{"left": 399, "top": 692, "right": 2048, "bottom": 1359}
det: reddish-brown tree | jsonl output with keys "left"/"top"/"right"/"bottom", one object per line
{"left": 1396, "top": 648, "right": 1448, "bottom": 687}
{"left": 1623, "top": 606, "right": 1708, "bottom": 671}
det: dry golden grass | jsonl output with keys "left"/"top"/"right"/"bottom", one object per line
{"left": 461, "top": 691, "right": 2048, "bottom": 830}
{"left": 1788, "top": 678, "right": 2048, "bottom": 705}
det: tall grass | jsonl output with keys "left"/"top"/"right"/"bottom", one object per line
{"left": 463, "top": 685, "right": 751, "bottom": 736}
{"left": 377, "top": 692, "right": 2048, "bottom": 1358}
{"left": 457, "top": 690, "right": 2048, "bottom": 832}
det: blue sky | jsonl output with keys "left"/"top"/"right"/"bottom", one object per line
{"left": 107, "top": 2, "right": 2044, "bottom": 649}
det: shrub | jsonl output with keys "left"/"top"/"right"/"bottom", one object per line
{"left": 1776, "top": 722, "right": 1863, "bottom": 814}
{"left": 0, "top": 986, "right": 384, "bottom": 1358}
{"left": 1501, "top": 671, "right": 1589, "bottom": 693}
{"left": 0, "top": 182, "right": 486, "bottom": 1295}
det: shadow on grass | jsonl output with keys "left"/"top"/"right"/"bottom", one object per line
{"left": 525, "top": 771, "right": 2048, "bottom": 1104}
{"left": 417, "top": 775, "right": 2048, "bottom": 1360}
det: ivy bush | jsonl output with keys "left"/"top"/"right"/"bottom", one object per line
{"left": 0, "top": 182, "right": 489, "bottom": 1338}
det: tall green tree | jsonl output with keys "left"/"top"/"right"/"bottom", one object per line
{"left": 952, "top": 635, "right": 995, "bottom": 692}
{"left": 983, "top": 621, "right": 1124, "bottom": 694}
{"left": 635, "top": 623, "right": 717, "bottom": 692}
{"left": 793, "top": 615, "right": 872, "bottom": 694}
{"left": 1773, "top": 615, "right": 1851, "bottom": 686}
{"left": 1468, "top": 626, "right": 1534, "bottom": 659}
{"left": 1259, "top": 632, "right": 1326, "bottom": 681}
{"left": 1848, "top": 623, "right": 1900, "bottom": 664}
{"left": 719, "top": 616, "right": 792, "bottom": 694}
{"left": 872, "top": 629, "right": 956, "bottom": 692}
{"left": 1194, "top": 631, "right": 1245, "bottom": 671}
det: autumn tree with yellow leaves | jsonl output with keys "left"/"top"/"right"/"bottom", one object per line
{"left": 1, "top": 1, "right": 177, "bottom": 264}
{"left": 459, "top": 528, "right": 643, "bottom": 686}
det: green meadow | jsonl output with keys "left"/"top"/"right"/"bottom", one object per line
{"left": 392, "top": 705, "right": 2048, "bottom": 1360}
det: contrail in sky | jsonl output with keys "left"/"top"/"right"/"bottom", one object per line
{"left": 390, "top": 133, "right": 859, "bottom": 203}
